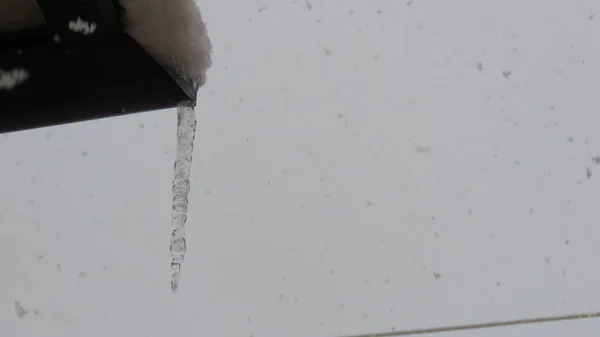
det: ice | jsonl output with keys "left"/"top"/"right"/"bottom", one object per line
{"left": 170, "top": 101, "right": 197, "bottom": 293}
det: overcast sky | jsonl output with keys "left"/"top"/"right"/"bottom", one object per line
{"left": 3, "top": 0, "right": 600, "bottom": 336}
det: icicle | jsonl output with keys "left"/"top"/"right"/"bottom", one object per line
{"left": 170, "top": 101, "right": 197, "bottom": 293}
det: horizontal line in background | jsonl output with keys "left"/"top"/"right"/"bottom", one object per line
{"left": 343, "top": 311, "right": 600, "bottom": 337}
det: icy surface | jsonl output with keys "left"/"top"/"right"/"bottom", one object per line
{"left": 170, "top": 102, "right": 197, "bottom": 293}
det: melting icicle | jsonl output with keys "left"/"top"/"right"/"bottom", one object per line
{"left": 170, "top": 101, "right": 197, "bottom": 293}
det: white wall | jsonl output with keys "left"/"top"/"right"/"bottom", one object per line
{"left": 3, "top": 0, "right": 600, "bottom": 336}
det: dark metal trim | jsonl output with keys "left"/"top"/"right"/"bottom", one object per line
{"left": 0, "top": 1, "right": 193, "bottom": 134}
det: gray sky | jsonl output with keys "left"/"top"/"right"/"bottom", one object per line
{"left": 2, "top": 0, "right": 600, "bottom": 336}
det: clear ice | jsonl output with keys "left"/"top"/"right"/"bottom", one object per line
{"left": 170, "top": 101, "right": 197, "bottom": 293}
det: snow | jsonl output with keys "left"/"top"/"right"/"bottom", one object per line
{"left": 67, "top": 17, "right": 97, "bottom": 36}
{"left": 1, "top": 0, "right": 212, "bottom": 94}
{"left": 0, "top": 68, "right": 29, "bottom": 90}
{"left": 3, "top": 0, "right": 600, "bottom": 337}
{"left": 121, "top": 0, "right": 212, "bottom": 89}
